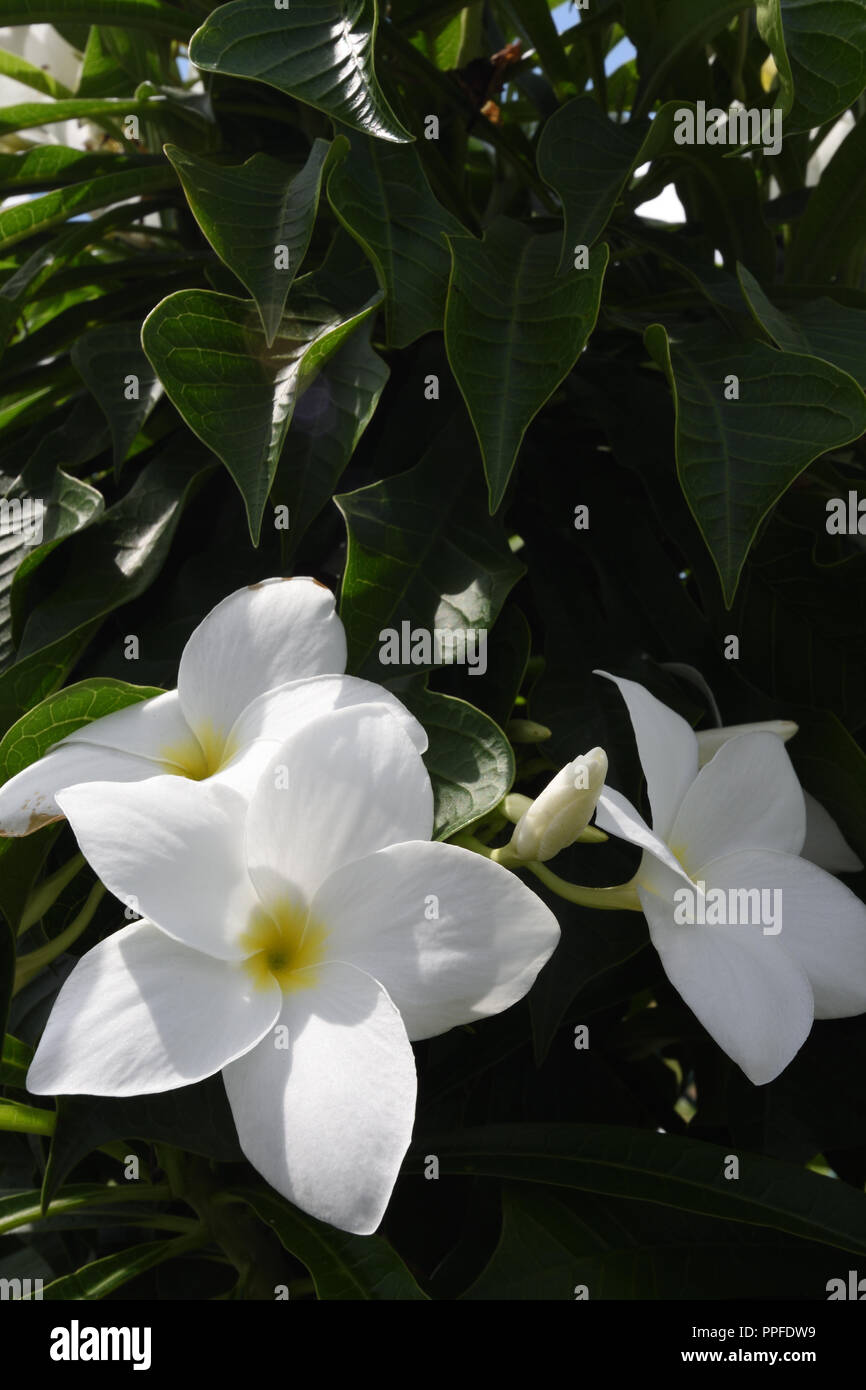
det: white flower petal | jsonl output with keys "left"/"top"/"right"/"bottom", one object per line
{"left": 595, "top": 670, "right": 698, "bottom": 838}
{"left": 696, "top": 720, "right": 798, "bottom": 767}
{"left": 27, "top": 920, "right": 280, "bottom": 1097}
{"left": 639, "top": 884, "right": 814, "bottom": 1085}
{"left": 595, "top": 787, "right": 693, "bottom": 894}
{"left": 227, "top": 673, "right": 428, "bottom": 756}
{"left": 310, "top": 841, "right": 560, "bottom": 1040}
{"left": 699, "top": 849, "right": 866, "bottom": 1020}
{"left": 245, "top": 703, "right": 434, "bottom": 910}
{"left": 801, "top": 790, "right": 864, "bottom": 874}
{"left": 177, "top": 578, "right": 346, "bottom": 748}
{"left": 56, "top": 777, "right": 258, "bottom": 959}
{"left": 61, "top": 690, "right": 194, "bottom": 770}
{"left": 669, "top": 731, "right": 806, "bottom": 870}
{"left": 223, "top": 961, "right": 416, "bottom": 1235}
{"left": 0, "top": 744, "right": 161, "bottom": 837}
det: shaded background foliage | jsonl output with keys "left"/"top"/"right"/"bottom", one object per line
{"left": 1, "top": 0, "right": 866, "bottom": 1299}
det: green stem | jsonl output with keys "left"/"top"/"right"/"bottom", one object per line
{"left": 14, "top": 882, "right": 105, "bottom": 995}
{"left": 18, "top": 853, "right": 85, "bottom": 935}
{"left": 0, "top": 1184, "right": 189, "bottom": 1238}
{"left": 453, "top": 832, "right": 640, "bottom": 908}
{"left": 732, "top": 10, "right": 749, "bottom": 105}
{"left": 528, "top": 862, "right": 641, "bottom": 910}
{"left": 158, "top": 1148, "right": 287, "bottom": 1301}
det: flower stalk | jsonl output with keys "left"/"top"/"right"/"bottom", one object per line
{"left": 14, "top": 881, "right": 105, "bottom": 995}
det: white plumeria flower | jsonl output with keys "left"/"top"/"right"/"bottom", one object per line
{"left": 0, "top": 577, "right": 427, "bottom": 836}
{"left": 594, "top": 671, "right": 866, "bottom": 1086}
{"left": 27, "top": 703, "right": 560, "bottom": 1234}
{"left": 696, "top": 720, "right": 863, "bottom": 874}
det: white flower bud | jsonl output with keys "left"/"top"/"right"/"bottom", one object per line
{"left": 510, "top": 747, "right": 608, "bottom": 862}
{"left": 696, "top": 720, "right": 797, "bottom": 767}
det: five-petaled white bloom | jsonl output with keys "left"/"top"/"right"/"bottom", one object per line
{"left": 594, "top": 672, "right": 866, "bottom": 1086}
{"left": 28, "top": 703, "right": 561, "bottom": 1235}
{"left": 0, "top": 578, "right": 424, "bottom": 835}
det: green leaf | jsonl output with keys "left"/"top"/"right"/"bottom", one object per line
{"left": 0, "top": 623, "right": 102, "bottom": 737}
{"left": 631, "top": 0, "right": 743, "bottom": 118}
{"left": 401, "top": 687, "right": 515, "bottom": 839}
{"left": 0, "top": 96, "right": 154, "bottom": 140}
{"left": 0, "top": 1182, "right": 170, "bottom": 1236}
{"left": 335, "top": 425, "right": 525, "bottom": 678}
{"left": 444, "top": 219, "right": 608, "bottom": 511}
{"left": 142, "top": 287, "right": 381, "bottom": 544}
{"left": 537, "top": 101, "right": 710, "bottom": 272}
{"left": 0, "top": 826, "right": 60, "bottom": 937}
{"left": 757, "top": 0, "right": 866, "bottom": 133}
{"left": 645, "top": 321, "right": 866, "bottom": 606}
{"left": 529, "top": 899, "right": 652, "bottom": 1064}
{"left": 274, "top": 321, "right": 389, "bottom": 561}
{"left": 13, "top": 439, "right": 214, "bottom": 661}
{"left": 166, "top": 139, "right": 344, "bottom": 347}
{"left": 189, "top": 0, "right": 413, "bottom": 143}
{"left": 0, "top": 1033, "right": 33, "bottom": 1088}
{"left": 233, "top": 1187, "right": 429, "bottom": 1299}
{"left": 43, "top": 1076, "right": 243, "bottom": 1205}
{"left": 464, "top": 1184, "right": 859, "bottom": 1299}
{"left": 411, "top": 1123, "right": 866, "bottom": 1254}
{"left": 0, "top": 1097, "right": 55, "bottom": 1136}
{"left": 0, "top": 45, "right": 74, "bottom": 101}
{"left": 39, "top": 1236, "right": 197, "bottom": 1299}
{"left": 0, "top": 678, "right": 162, "bottom": 786}
{"left": 739, "top": 262, "right": 866, "bottom": 389}
{"left": 537, "top": 99, "right": 652, "bottom": 266}
{"left": 0, "top": 164, "right": 175, "bottom": 254}
{"left": 0, "top": 458, "right": 103, "bottom": 669}
{"left": 0, "top": 147, "right": 161, "bottom": 193}
{"left": 71, "top": 324, "right": 163, "bottom": 472}
{"left": 328, "top": 131, "right": 467, "bottom": 348}
{"left": 0, "top": 920, "right": 12, "bottom": 1039}
{"left": 786, "top": 117, "right": 866, "bottom": 283}
{"left": 0, "top": 1, "right": 190, "bottom": 38}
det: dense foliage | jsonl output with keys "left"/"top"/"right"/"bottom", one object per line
{"left": 2, "top": 0, "right": 866, "bottom": 1301}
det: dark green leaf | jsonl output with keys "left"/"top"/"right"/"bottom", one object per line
{"left": 0, "top": 1033, "right": 33, "bottom": 1088}
{"left": 274, "top": 321, "right": 389, "bottom": 561}
{"left": 335, "top": 425, "right": 525, "bottom": 678}
{"left": 71, "top": 324, "right": 163, "bottom": 472}
{"left": 739, "top": 262, "right": 866, "bottom": 389}
{"left": 757, "top": 0, "right": 866, "bottom": 133}
{"left": 411, "top": 1123, "right": 866, "bottom": 1254}
{"left": 328, "top": 130, "right": 467, "bottom": 347}
{"left": 43, "top": 1076, "right": 243, "bottom": 1204}
{"left": 401, "top": 686, "right": 515, "bottom": 839}
{"left": 39, "top": 1236, "right": 195, "bottom": 1299}
{"left": 189, "top": 0, "right": 412, "bottom": 143}
{"left": 444, "top": 219, "right": 608, "bottom": 510}
{"left": 166, "top": 138, "right": 344, "bottom": 346}
{"left": 233, "top": 1186, "right": 428, "bottom": 1299}
{"left": 645, "top": 321, "right": 866, "bottom": 605}
{"left": 464, "top": 1183, "right": 858, "bottom": 1299}
{"left": 142, "top": 287, "right": 380, "bottom": 544}
{"left": 0, "top": 164, "right": 176, "bottom": 254}
{"left": 1, "top": 1, "right": 190, "bottom": 38}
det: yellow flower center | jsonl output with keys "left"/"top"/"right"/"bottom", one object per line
{"left": 159, "top": 720, "right": 236, "bottom": 781}
{"left": 239, "top": 899, "right": 327, "bottom": 993}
